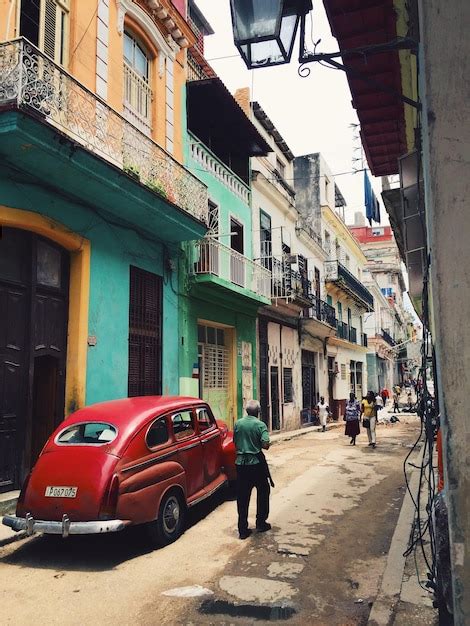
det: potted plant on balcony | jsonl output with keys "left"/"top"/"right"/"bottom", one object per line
{"left": 123, "top": 162, "right": 140, "bottom": 181}
{"left": 145, "top": 178, "right": 167, "bottom": 199}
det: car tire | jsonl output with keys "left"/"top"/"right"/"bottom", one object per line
{"left": 147, "top": 490, "right": 186, "bottom": 547}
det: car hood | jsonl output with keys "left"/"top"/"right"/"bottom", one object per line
{"left": 17, "top": 447, "right": 119, "bottom": 522}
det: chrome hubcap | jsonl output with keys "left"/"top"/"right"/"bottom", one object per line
{"left": 163, "top": 496, "right": 180, "bottom": 534}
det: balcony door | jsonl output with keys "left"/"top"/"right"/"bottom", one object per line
{"left": 230, "top": 218, "right": 244, "bottom": 287}
{"left": 260, "top": 211, "right": 272, "bottom": 271}
{"left": 123, "top": 31, "right": 152, "bottom": 135}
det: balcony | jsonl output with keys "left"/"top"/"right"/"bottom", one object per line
{"left": 349, "top": 326, "right": 357, "bottom": 344}
{"left": 303, "top": 297, "right": 337, "bottom": 328}
{"left": 325, "top": 260, "right": 374, "bottom": 311}
{"left": 337, "top": 321, "right": 349, "bottom": 340}
{"left": 270, "top": 258, "right": 313, "bottom": 307}
{"left": 0, "top": 38, "right": 208, "bottom": 242}
{"left": 362, "top": 333, "right": 368, "bottom": 347}
{"left": 381, "top": 329, "right": 396, "bottom": 346}
{"left": 191, "top": 237, "right": 271, "bottom": 307}
{"left": 189, "top": 135, "right": 251, "bottom": 205}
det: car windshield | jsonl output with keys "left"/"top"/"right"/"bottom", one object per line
{"left": 57, "top": 422, "right": 117, "bottom": 445}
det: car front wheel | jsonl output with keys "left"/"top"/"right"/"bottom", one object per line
{"left": 147, "top": 490, "right": 186, "bottom": 547}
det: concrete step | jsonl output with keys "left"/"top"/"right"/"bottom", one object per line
{"left": 0, "top": 491, "right": 20, "bottom": 516}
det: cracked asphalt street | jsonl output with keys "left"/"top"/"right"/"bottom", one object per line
{"left": 0, "top": 417, "right": 420, "bottom": 625}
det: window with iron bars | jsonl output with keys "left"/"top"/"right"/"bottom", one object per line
{"left": 128, "top": 266, "right": 162, "bottom": 396}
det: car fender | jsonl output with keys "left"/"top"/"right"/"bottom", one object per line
{"left": 117, "top": 460, "right": 186, "bottom": 524}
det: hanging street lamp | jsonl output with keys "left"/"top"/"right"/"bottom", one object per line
{"left": 229, "top": 0, "right": 419, "bottom": 109}
{"left": 229, "top": 0, "right": 312, "bottom": 69}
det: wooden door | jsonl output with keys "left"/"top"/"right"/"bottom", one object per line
{"left": 270, "top": 366, "right": 280, "bottom": 431}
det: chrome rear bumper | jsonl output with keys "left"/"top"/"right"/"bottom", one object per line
{"left": 2, "top": 514, "right": 129, "bottom": 537}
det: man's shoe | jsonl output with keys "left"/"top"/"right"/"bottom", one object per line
{"left": 256, "top": 522, "right": 272, "bottom": 532}
{"left": 239, "top": 529, "right": 252, "bottom": 540}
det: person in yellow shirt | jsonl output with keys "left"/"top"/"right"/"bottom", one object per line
{"left": 361, "top": 390, "right": 378, "bottom": 448}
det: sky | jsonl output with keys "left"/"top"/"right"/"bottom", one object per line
{"left": 195, "top": 0, "right": 388, "bottom": 226}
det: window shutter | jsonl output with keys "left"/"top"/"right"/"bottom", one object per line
{"left": 43, "top": 0, "right": 57, "bottom": 59}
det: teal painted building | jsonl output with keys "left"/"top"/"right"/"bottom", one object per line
{"left": 179, "top": 78, "right": 271, "bottom": 428}
{"left": 0, "top": 39, "right": 207, "bottom": 492}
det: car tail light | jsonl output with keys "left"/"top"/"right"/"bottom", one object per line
{"left": 16, "top": 473, "right": 32, "bottom": 514}
{"left": 99, "top": 474, "right": 120, "bottom": 520}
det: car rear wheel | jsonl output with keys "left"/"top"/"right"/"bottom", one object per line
{"left": 147, "top": 490, "right": 186, "bottom": 547}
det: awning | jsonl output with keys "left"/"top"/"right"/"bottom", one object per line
{"left": 187, "top": 78, "right": 271, "bottom": 157}
{"left": 322, "top": 0, "right": 407, "bottom": 176}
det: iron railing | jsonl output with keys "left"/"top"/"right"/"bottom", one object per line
{"left": 0, "top": 38, "right": 208, "bottom": 223}
{"left": 303, "top": 297, "right": 337, "bottom": 328}
{"left": 349, "top": 326, "right": 357, "bottom": 344}
{"left": 189, "top": 132, "right": 250, "bottom": 204}
{"left": 324, "top": 260, "right": 374, "bottom": 310}
{"left": 337, "top": 321, "right": 349, "bottom": 340}
{"left": 192, "top": 237, "right": 271, "bottom": 299}
{"left": 381, "top": 329, "right": 396, "bottom": 346}
{"left": 362, "top": 333, "right": 368, "bottom": 347}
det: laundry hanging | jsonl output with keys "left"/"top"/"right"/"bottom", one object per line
{"left": 364, "top": 170, "right": 381, "bottom": 225}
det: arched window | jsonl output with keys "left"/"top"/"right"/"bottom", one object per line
{"left": 123, "top": 31, "right": 152, "bottom": 135}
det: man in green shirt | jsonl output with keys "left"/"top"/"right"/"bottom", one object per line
{"left": 233, "top": 399, "right": 271, "bottom": 539}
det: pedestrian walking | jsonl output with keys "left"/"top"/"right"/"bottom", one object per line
{"left": 344, "top": 392, "right": 361, "bottom": 445}
{"left": 380, "top": 387, "right": 389, "bottom": 406}
{"left": 361, "top": 390, "right": 378, "bottom": 448}
{"left": 392, "top": 388, "right": 400, "bottom": 413}
{"left": 407, "top": 388, "right": 413, "bottom": 411}
{"left": 316, "top": 396, "right": 331, "bottom": 432}
{"left": 233, "top": 400, "right": 271, "bottom": 540}
{"left": 375, "top": 392, "right": 384, "bottom": 414}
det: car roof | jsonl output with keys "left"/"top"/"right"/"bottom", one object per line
{"left": 57, "top": 396, "right": 208, "bottom": 450}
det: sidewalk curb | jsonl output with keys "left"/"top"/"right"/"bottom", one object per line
{"left": 367, "top": 445, "right": 423, "bottom": 625}
{"left": 270, "top": 421, "right": 343, "bottom": 445}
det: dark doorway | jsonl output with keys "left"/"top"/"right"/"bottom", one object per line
{"left": 258, "top": 319, "right": 269, "bottom": 426}
{"left": 31, "top": 355, "right": 60, "bottom": 464}
{"left": 0, "top": 228, "right": 69, "bottom": 492}
{"left": 260, "top": 211, "right": 272, "bottom": 271}
{"left": 301, "top": 350, "right": 318, "bottom": 423}
{"left": 230, "top": 218, "right": 244, "bottom": 286}
{"left": 270, "top": 366, "right": 280, "bottom": 431}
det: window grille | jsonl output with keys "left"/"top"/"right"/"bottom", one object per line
{"left": 128, "top": 266, "right": 162, "bottom": 396}
{"left": 202, "top": 344, "right": 229, "bottom": 389}
{"left": 283, "top": 367, "right": 293, "bottom": 403}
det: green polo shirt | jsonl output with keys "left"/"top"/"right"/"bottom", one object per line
{"left": 233, "top": 415, "right": 270, "bottom": 465}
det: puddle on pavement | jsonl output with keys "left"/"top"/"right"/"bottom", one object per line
{"left": 199, "top": 599, "right": 297, "bottom": 620}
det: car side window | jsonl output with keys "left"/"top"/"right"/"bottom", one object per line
{"left": 171, "top": 411, "right": 195, "bottom": 440}
{"left": 146, "top": 417, "right": 169, "bottom": 449}
{"left": 197, "top": 408, "right": 215, "bottom": 432}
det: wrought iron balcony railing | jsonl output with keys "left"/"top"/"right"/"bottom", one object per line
{"left": 324, "top": 260, "right": 374, "bottom": 310}
{"left": 192, "top": 237, "right": 271, "bottom": 299}
{"left": 349, "top": 326, "right": 357, "bottom": 344}
{"left": 303, "top": 296, "right": 337, "bottom": 328}
{"left": 189, "top": 133, "right": 251, "bottom": 205}
{"left": 0, "top": 38, "right": 208, "bottom": 223}
{"left": 269, "top": 257, "right": 312, "bottom": 303}
{"left": 381, "top": 329, "right": 396, "bottom": 346}
{"left": 337, "top": 321, "right": 349, "bottom": 340}
{"left": 362, "top": 333, "right": 368, "bottom": 347}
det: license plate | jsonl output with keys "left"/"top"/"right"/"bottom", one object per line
{"left": 45, "top": 486, "right": 78, "bottom": 498}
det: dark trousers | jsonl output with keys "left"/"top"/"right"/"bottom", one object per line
{"left": 236, "top": 463, "right": 270, "bottom": 533}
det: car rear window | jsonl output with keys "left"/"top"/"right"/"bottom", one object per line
{"left": 57, "top": 423, "right": 117, "bottom": 445}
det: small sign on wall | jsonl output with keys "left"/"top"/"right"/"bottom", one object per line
{"left": 341, "top": 364, "right": 347, "bottom": 380}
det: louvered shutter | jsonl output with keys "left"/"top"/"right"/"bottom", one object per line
{"left": 43, "top": 0, "right": 57, "bottom": 59}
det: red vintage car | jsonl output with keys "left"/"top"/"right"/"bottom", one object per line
{"left": 3, "top": 397, "right": 236, "bottom": 546}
